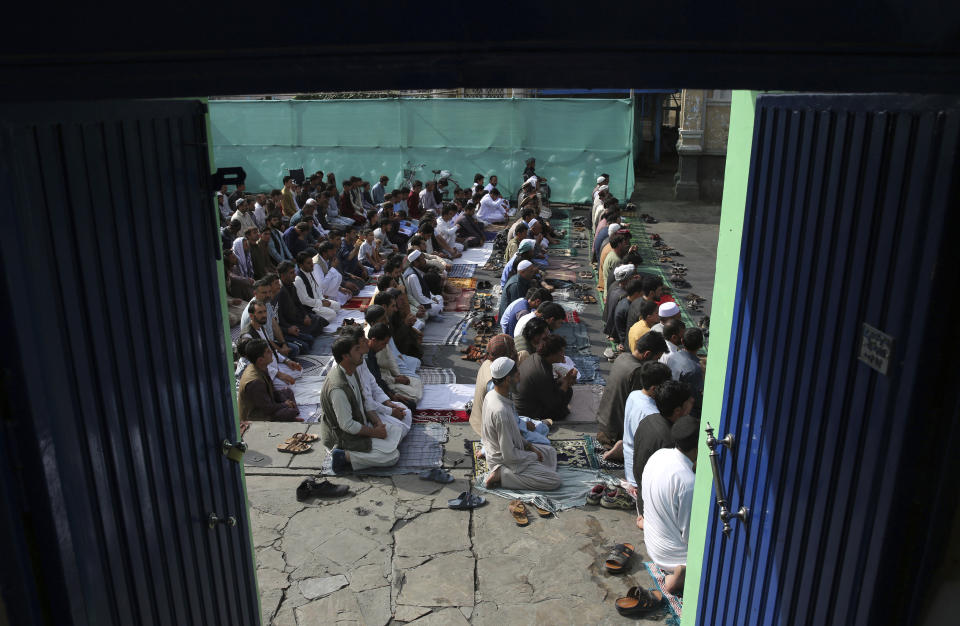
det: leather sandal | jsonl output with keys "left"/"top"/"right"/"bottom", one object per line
{"left": 509, "top": 500, "right": 530, "bottom": 526}
{"left": 615, "top": 587, "right": 663, "bottom": 616}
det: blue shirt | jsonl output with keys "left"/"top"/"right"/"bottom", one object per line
{"left": 371, "top": 182, "right": 386, "bottom": 204}
{"left": 500, "top": 298, "right": 531, "bottom": 336}
{"left": 337, "top": 240, "right": 363, "bottom": 277}
{"left": 623, "top": 391, "right": 660, "bottom": 486}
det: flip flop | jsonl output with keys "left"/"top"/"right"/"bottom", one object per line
{"left": 419, "top": 468, "right": 455, "bottom": 483}
{"left": 604, "top": 543, "right": 635, "bottom": 574}
{"left": 277, "top": 441, "right": 312, "bottom": 454}
{"left": 285, "top": 432, "right": 320, "bottom": 444}
{"left": 448, "top": 491, "right": 486, "bottom": 510}
{"left": 533, "top": 505, "right": 553, "bottom": 518}
{"left": 615, "top": 587, "right": 663, "bottom": 617}
{"left": 509, "top": 500, "right": 530, "bottom": 526}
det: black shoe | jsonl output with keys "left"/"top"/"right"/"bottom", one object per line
{"left": 331, "top": 448, "right": 348, "bottom": 474}
{"left": 297, "top": 477, "right": 350, "bottom": 501}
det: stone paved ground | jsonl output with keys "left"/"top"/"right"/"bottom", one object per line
{"left": 243, "top": 201, "right": 719, "bottom": 625}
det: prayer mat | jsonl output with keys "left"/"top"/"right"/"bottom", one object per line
{"left": 298, "top": 404, "right": 322, "bottom": 423}
{"left": 446, "top": 277, "right": 477, "bottom": 289}
{"left": 448, "top": 263, "right": 477, "bottom": 278}
{"left": 568, "top": 354, "right": 605, "bottom": 385}
{"left": 586, "top": 435, "right": 625, "bottom": 470}
{"left": 553, "top": 321, "right": 591, "bottom": 354}
{"left": 322, "top": 310, "right": 366, "bottom": 333}
{"left": 356, "top": 284, "right": 377, "bottom": 298}
{"left": 457, "top": 242, "right": 496, "bottom": 265}
{"left": 421, "top": 312, "right": 470, "bottom": 345}
{"left": 318, "top": 423, "right": 447, "bottom": 477}
{"left": 294, "top": 354, "right": 334, "bottom": 377}
{"left": 342, "top": 297, "right": 368, "bottom": 310}
{"left": 566, "top": 384, "right": 603, "bottom": 423}
{"left": 546, "top": 259, "right": 582, "bottom": 272}
{"left": 469, "top": 438, "right": 603, "bottom": 475}
{"left": 417, "top": 383, "right": 475, "bottom": 410}
{"left": 546, "top": 269, "right": 579, "bottom": 283}
{"left": 416, "top": 367, "right": 456, "bottom": 385}
{"left": 565, "top": 310, "right": 581, "bottom": 324}
{"left": 308, "top": 334, "right": 335, "bottom": 356}
{"left": 444, "top": 288, "right": 476, "bottom": 312}
{"left": 412, "top": 409, "right": 469, "bottom": 424}
{"left": 643, "top": 562, "right": 683, "bottom": 625}
{"left": 230, "top": 323, "right": 243, "bottom": 344}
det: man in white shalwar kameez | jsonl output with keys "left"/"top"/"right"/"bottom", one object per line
{"left": 313, "top": 242, "right": 351, "bottom": 305}
{"left": 293, "top": 252, "right": 339, "bottom": 322}
{"left": 480, "top": 357, "right": 561, "bottom": 491}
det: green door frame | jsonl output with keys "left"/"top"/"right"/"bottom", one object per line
{"left": 201, "top": 99, "right": 264, "bottom": 623}
{"left": 680, "top": 90, "right": 758, "bottom": 625}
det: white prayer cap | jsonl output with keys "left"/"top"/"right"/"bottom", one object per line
{"left": 659, "top": 302, "right": 681, "bottom": 318}
{"left": 613, "top": 264, "right": 635, "bottom": 281}
{"left": 527, "top": 219, "right": 539, "bottom": 228}
{"left": 598, "top": 185, "right": 609, "bottom": 192}
{"left": 525, "top": 176, "right": 538, "bottom": 187}
{"left": 608, "top": 223, "right": 621, "bottom": 237}
{"left": 517, "top": 260, "right": 534, "bottom": 271}
{"left": 305, "top": 198, "right": 317, "bottom": 205}
{"left": 407, "top": 249, "right": 422, "bottom": 263}
{"left": 597, "top": 176, "right": 605, "bottom": 183}
{"left": 490, "top": 356, "right": 516, "bottom": 379}
{"left": 235, "top": 197, "right": 246, "bottom": 207}
{"left": 216, "top": 191, "right": 223, "bottom": 197}
{"left": 518, "top": 239, "right": 536, "bottom": 253}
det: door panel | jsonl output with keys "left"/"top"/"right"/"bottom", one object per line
{"left": 0, "top": 101, "right": 258, "bottom": 625}
{"left": 697, "top": 95, "right": 960, "bottom": 625}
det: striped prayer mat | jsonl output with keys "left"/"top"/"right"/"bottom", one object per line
{"left": 448, "top": 263, "right": 477, "bottom": 278}
{"left": 317, "top": 423, "right": 448, "bottom": 476}
{"left": 412, "top": 409, "right": 469, "bottom": 424}
{"left": 643, "top": 562, "right": 683, "bottom": 625}
{"left": 416, "top": 368, "right": 456, "bottom": 385}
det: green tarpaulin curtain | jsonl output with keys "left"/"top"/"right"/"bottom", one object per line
{"left": 209, "top": 98, "right": 634, "bottom": 204}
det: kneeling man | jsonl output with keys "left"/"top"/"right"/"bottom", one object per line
{"left": 320, "top": 333, "right": 403, "bottom": 473}
{"left": 481, "top": 357, "right": 561, "bottom": 490}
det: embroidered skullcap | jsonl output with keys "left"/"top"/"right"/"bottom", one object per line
{"left": 613, "top": 264, "right": 635, "bottom": 281}
{"left": 608, "top": 223, "right": 621, "bottom": 237}
{"left": 407, "top": 249, "right": 422, "bottom": 262}
{"left": 518, "top": 239, "right": 536, "bottom": 253}
{"left": 490, "top": 356, "right": 516, "bottom": 379}
{"left": 659, "top": 301, "right": 681, "bottom": 318}
{"left": 517, "top": 260, "right": 534, "bottom": 271}
{"left": 485, "top": 334, "right": 516, "bottom": 360}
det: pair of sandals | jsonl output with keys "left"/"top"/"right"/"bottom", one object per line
{"left": 476, "top": 280, "right": 492, "bottom": 289}
{"left": 508, "top": 499, "right": 552, "bottom": 526}
{"left": 604, "top": 543, "right": 665, "bottom": 616}
{"left": 277, "top": 432, "right": 318, "bottom": 454}
{"left": 581, "top": 294, "right": 598, "bottom": 304}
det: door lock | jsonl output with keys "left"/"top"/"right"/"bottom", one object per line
{"left": 221, "top": 439, "right": 247, "bottom": 462}
{"left": 705, "top": 422, "right": 749, "bottom": 537}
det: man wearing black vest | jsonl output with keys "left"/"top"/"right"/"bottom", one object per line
{"left": 276, "top": 261, "right": 327, "bottom": 343}
{"left": 293, "top": 251, "right": 339, "bottom": 323}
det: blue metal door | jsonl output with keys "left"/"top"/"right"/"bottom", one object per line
{"left": 697, "top": 94, "right": 960, "bottom": 625}
{"left": 0, "top": 101, "right": 259, "bottom": 624}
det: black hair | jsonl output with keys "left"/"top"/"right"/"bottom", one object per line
{"left": 641, "top": 275, "right": 664, "bottom": 295}
{"left": 296, "top": 251, "right": 312, "bottom": 267}
{"left": 247, "top": 299, "right": 265, "bottom": 314}
{"left": 622, "top": 251, "right": 645, "bottom": 266}
{"left": 276, "top": 260, "right": 295, "bottom": 275}
{"left": 635, "top": 330, "right": 668, "bottom": 357}
{"left": 515, "top": 222, "right": 529, "bottom": 234}
{"left": 365, "top": 305, "right": 386, "bottom": 325}
{"left": 640, "top": 361, "right": 672, "bottom": 390}
{"left": 662, "top": 318, "right": 686, "bottom": 341}
{"left": 318, "top": 241, "right": 335, "bottom": 255}
{"left": 376, "top": 275, "right": 395, "bottom": 292}
{"left": 533, "top": 288, "right": 553, "bottom": 302}
{"left": 332, "top": 336, "right": 357, "bottom": 363}
{"left": 524, "top": 286, "right": 541, "bottom": 300}
{"left": 368, "top": 323, "right": 391, "bottom": 341}
{"left": 656, "top": 380, "right": 693, "bottom": 418}
{"left": 683, "top": 328, "right": 705, "bottom": 352}
{"left": 537, "top": 333, "right": 566, "bottom": 358}
{"left": 521, "top": 316, "right": 549, "bottom": 347}
{"left": 625, "top": 277, "right": 644, "bottom": 296}
{"left": 521, "top": 208, "right": 535, "bottom": 220}
{"left": 538, "top": 302, "right": 566, "bottom": 322}
{"left": 639, "top": 299, "right": 659, "bottom": 319}
{"left": 243, "top": 338, "right": 270, "bottom": 362}
{"left": 609, "top": 232, "right": 630, "bottom": 248}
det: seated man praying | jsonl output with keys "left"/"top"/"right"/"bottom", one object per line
{"left": 481, "top": 357, "right": 562, "bottom": 491}
{"left": 237, "top": 338, "right": 303, "bottom": 422}
{"left": 514, "top": 334, "right": 576, "bottom": 422}
{"left": 320, "top": 334, "right": 403, "bottom": 474}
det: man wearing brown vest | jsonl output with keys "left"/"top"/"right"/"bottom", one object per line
{"left": 237, "top": 339, "right": 303, "bottom": 422}
{"left": 320, "top": 334, "right": 402, "bottom": 474}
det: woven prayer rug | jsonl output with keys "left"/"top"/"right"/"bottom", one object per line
{"left": 448, "top": 263, "right": 477, "bottom": 278}
{"left": 318, "top": 423, "right": 447, "bottom": 476}
{"left": 342, "top": 297, "right": 368, "bottom": 310}
{"left": 416, "top": 367, "right": 456, "bottom": 385}
{"left": 421, "top": 312, "right": 471, "bottom": 345}
{"left": 413, "top": 409, "right": 469, "bottom": 424}
{"left": 444, "top": 288, "right": 475, "bottom": 312}
{"left": 586, "top": 435, "right": 624, "bottom": 470}
{"left": 469, "top": 437, "right": 603, "bottom": 479}
{"left": 294, "top": 355, "right": 334, "bottom": 377}
{"left": 643, "top": 562, "right": 683, "bottom": 625}
{"left": 445, "top": 277, "right": 477, "bottom": 289}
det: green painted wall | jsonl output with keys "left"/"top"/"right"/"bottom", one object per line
{"left": 681, "top": 90, "right": 758, "bottom": 625}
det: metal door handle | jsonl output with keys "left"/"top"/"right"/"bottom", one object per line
{"left": 207, "top": 513, "right": 238, "bottom": 529}
{"left": 705, "top": 423, "right": 749, "bottom": 537}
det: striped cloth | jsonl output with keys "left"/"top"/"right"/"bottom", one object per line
{"left": 448, "top": 263, "right": 477, "bottom": 278}
{"left": 416, "top": 367, "right": 457, "bottom": 385}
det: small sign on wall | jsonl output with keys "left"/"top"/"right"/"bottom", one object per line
{"left": 858, "top": 323, "right": 894, "bottom": 375}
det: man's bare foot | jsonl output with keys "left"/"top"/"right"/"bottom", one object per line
{"left": 474, "top": 447, "right": 486, "bottom": 460}
{"left": 663, "top": 565, "right": 686, "bottom": 596}
{"left": 602, "top": 439, "right": 624, "bottom": 461}
{"left": 484, "top": 467, "right": 501, "bottom": 488}
{"left": 636, "top": 515, "right": 644, "bottom": 530}
{"left": 543, "top": 419, "right": 554, "bottom": 428}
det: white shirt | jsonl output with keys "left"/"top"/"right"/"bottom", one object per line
{"left": 404, "top": 268, "right": 434, "bottom": 307}
{"left": 659, "top": 340, "right": 681, "bottom": 364}
{"left": 512, "top": 310, "right": 537, "bottom": 338}
{"left": 477, "top": 194, "right": 507, "bottom": 222}
{"left": 436, "top": 217, "right": 459, "bottom": 247}
{"left": 358, "top": 241, "right": 376, "bottom": 264}
{"left": 231, "top": 209, "right": 258, "bottom": 233}
{"left": 419, "top": 188, "right": 441, "bottom": 213}
{"left": 641, "top": 448, "right": 695, "bottom": 569}
{"left": 293, "top": 274, "right": 328, "bottom": 311}
{"left": 253, "top": 203, "right": 266, "bottom": 229}
{"left": 329, "top": 365, "right": 367, "bottom": 435}
{"left": 623, "top": 391, "right": 660, "bottom": 486}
